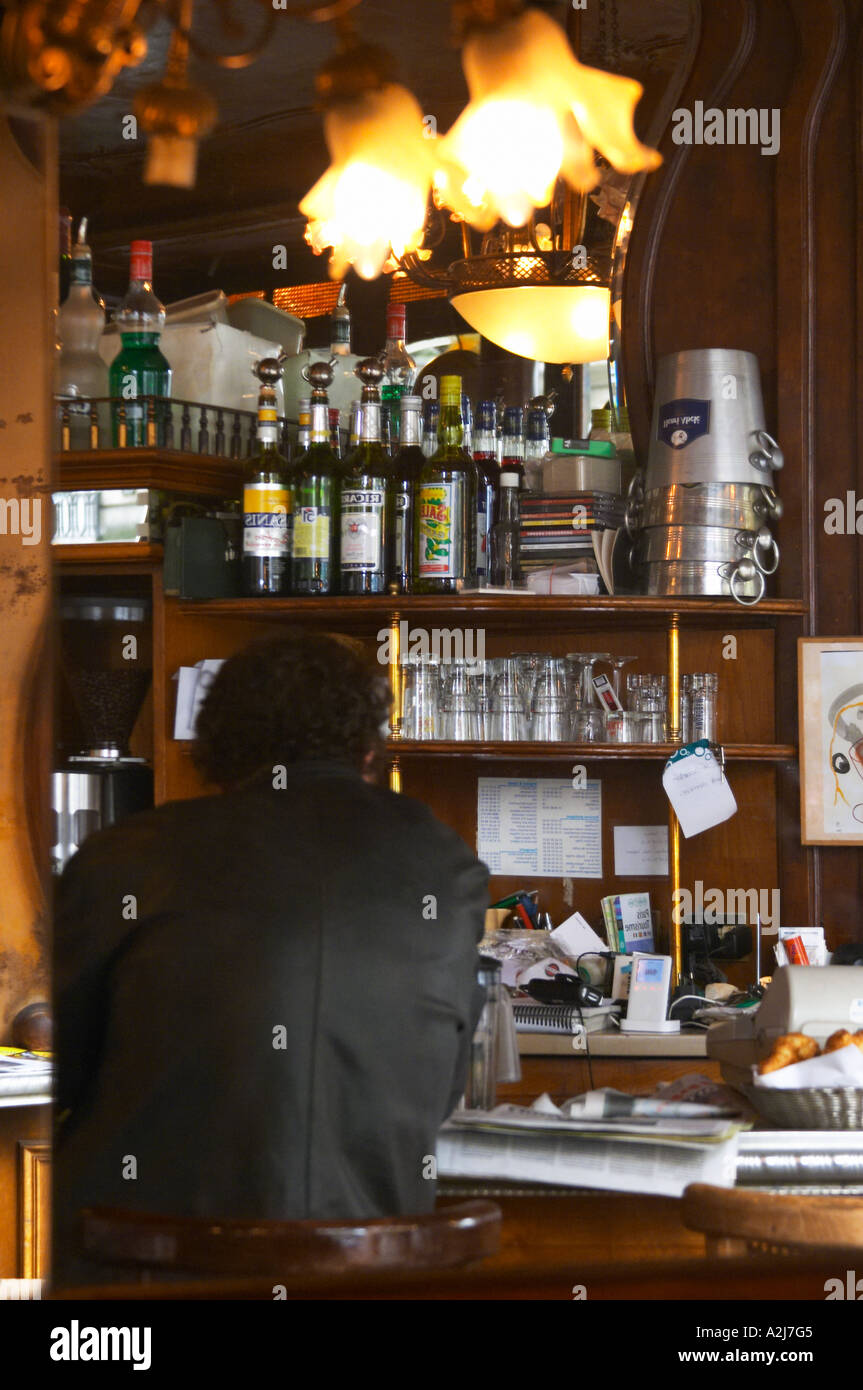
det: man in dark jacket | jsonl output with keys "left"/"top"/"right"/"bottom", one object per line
{"left": 53, "top": 633, "right": 488, "bottom": 1288}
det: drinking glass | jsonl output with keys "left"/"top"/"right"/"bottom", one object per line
{"left": 402, "top": 657, "right": 441, "bottom": 740}
{"left": 441, "top": 661, "right": 480, "bottom": 742}
{"left": 530, "top": 657, "right": 569, "bottom": 742}
{"left": 489, "top": 659, "right": 529, "bottom": 741}
{"left": 605, "top": 710, "right": 649, "bottom": 743}
{"left": 571, "top": 707, "right": 606, "bottom": 742}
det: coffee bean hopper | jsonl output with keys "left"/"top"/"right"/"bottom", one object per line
{"left": 53, "top": 595, "right": 154, "bottom": 873}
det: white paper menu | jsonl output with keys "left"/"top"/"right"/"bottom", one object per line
{"left": 477, "top": 778, "right": 602, "bottom": 878}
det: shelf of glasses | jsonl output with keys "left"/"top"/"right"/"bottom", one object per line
{"left": 176, "top": 594, "right": 807, "bottom": 629}
{"left": 387, "top": 740, "right": 797, "bottom": 761}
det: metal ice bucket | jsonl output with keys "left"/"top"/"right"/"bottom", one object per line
{"left": 643, "top": 559, "right": 766, "bottom": 605}
{"left": 645, "top": 349, "right": 784, "bottom": 488}
{"left": 636, "top": 523, "right": 779, "bottom": 575}
{"left": 632, "top": 481, "right": 782, "bottom": 532}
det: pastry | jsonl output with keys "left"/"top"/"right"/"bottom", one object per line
{"left": 758, "top": 1032, "right": 820, "bottom": 1073}
{"left": 823, "top": 1028, "right": 863, "bottom": 1054}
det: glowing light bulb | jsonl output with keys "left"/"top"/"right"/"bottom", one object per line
{"left": 301, "top": 84, "right": 433, "bottom": 280}
{"left": 438, "top": 8, "right": 661, "bottom": 229}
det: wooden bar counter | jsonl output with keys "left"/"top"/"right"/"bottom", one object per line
{"left": 438, "top": 1028, "right": 719, "bottom": 1273}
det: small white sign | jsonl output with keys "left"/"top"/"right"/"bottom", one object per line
{"left": 613, "top": 825, "right": 669, "bottom": 876}
{"left": 662, "top": 743, "right": 737, "bottom": 838}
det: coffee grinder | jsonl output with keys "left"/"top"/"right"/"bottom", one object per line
{"left": 53, "top": 595, "right": 154, "bottom": 873}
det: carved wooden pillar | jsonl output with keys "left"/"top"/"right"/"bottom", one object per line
{"left": 0, "top": 107, "right": 56, "bottom": 1038}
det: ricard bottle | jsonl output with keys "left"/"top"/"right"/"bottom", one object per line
{"left": 108, "top": 241, "right": 171, "bottom": 447}
{"left": 291, "top": 361, "right": 340, "bottom": 596}
{"left": 242, "top": 356, "right": 291, "bottom": 597}
{"left": 340, "top": 358, "right": 389, "bottom": 595}
{"left": 412, "top": 375, "right": 478, "bottom": 594}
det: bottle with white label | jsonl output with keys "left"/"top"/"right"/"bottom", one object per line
{"left": 412, "top": 374, "right": 478, "bottom": 595}
{"left": 291, "top": 360, "right": 339, "bottom": 596}
{"left": 242, "top": 355, "right": 291, "bottom": 597}
{"left": 340, "top": 358, "right": 390, "bottom": 595}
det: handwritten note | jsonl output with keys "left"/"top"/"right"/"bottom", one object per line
{"left": 613, "top": 825, "right": 669, "bottom": 876}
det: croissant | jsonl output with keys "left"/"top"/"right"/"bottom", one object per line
{"left": 758, "top": 1032, "right": 820, "bottom": 1073}
{"left": 823, "top": 1028, "right": 863, "bottom": 1054}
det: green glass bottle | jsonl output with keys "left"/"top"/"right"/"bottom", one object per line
{"left": 108, "top": 241, "right": 171, "bottom": 447}
{"left": 412, "top": 375, "right": 478, "bottom": 594}
{"left": 291, "top": 361, "right": 340, "bottom": 596}
{"left": 340, "top": 358, "right": 390, "bottom": 596}
{"left": 241, "top": 355, "right": 291, "bottom": 597}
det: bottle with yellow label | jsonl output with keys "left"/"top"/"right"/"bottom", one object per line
{"left": 411, "top": 374, "right": 478, "bottom": 594}
{"left": 242, "top": 355, "right": 291, "bottom": 596}
{"left": 291, "top": 360, "right": 340, "bottom": 596}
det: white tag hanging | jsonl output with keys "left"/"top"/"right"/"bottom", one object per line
{"left": 662, "top": 741, "right": 737, "bottom": 838}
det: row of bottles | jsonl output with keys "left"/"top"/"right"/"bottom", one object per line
{"left": 55, "top": 226, "right": 172, "bottom": 448}
{"left": 242, "top": 360, "right": 523, "bottom": 598}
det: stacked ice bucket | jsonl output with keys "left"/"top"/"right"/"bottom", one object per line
{"left": 627, "top": 349, "right": 782, "bottom": 605}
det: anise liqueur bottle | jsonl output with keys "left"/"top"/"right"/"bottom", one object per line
{"left": 242, "top": 355, "right": 291, "bottom": 597}
{"left": 412, "top": 375, "right": 478, "bottom": 594}
{"left": 340, "top": 358, "right": 390, "bottom": 595}
{"left": 291, "top": 361, "right": 340, "bottom": 596}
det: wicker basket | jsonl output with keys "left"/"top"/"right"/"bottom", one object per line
{"left": 742, "top": 1085, "right": 863, "bottom": 1129}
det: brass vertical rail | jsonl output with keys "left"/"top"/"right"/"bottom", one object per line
{"left": 667, "top": 613, "right": 683, "bottom": 981}
{"left": 388, "top": 608, "right": 402, "bottom": 792}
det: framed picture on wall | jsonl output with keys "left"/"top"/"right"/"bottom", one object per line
{"left": 799, "top": 637, "right": 863, "bottom": 844}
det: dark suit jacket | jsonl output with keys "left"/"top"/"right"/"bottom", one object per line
{"left": 52, "top": 761, "right": 488, "bottom": 1286}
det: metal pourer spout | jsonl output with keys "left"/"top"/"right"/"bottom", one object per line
{"left": 355, "top": 356, "right": 384, "bottom": 400}
{"left": 253, "top": 353, "right": 285, "bottom": 387}
{"left": 305, "top": 359, "right": 335, "bottom": 398}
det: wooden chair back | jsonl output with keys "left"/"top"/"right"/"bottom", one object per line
{"left": 682, "top": 1184, "right": 863, "bottom": 1256}
{"left": 80, "top": 1201, "right": 501, "bottom": 1278}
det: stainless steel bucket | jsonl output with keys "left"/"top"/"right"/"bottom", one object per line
{"left": 635, "top": 523, "right": 779, "bottom": 574}
{"left": 646, "top": 348, "right": 783, "bottom": 488}
{"left": 633, "top": 481, "right": 782, "bottom": 531}
{"left": 643, "top": 558, "right": 766, "bottom": 605}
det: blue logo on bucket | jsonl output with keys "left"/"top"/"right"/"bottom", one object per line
{"left": 658, "top": 398, "right": 710, "bottom": 449}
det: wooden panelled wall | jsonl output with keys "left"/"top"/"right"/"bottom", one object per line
{"left": 622, "top": 0, "right": 863, "bottom": 943}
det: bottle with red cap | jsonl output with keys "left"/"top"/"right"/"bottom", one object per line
{"left": 380, "top": 303, "right": 415, "bottom": 454}
{"left": 108, "top": 240, "right": 172, "bottom": 447}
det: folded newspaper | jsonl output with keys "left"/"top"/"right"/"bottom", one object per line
{"left": 438, "top": 1080, "right": 746, "bottom": 1196}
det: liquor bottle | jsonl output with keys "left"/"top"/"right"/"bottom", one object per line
{"left": 500, "top": 405, "right": 525, "bottom": 490}
{"left": 421, "top": 399, "right": 440, "bottom": 457}
{"left": 524, "top": 405, "right": 550, "bottom": 492}
{"left": 490, "top": 471, "right": 522, "bottom": 588}
{"left": 55, "top": 218, "right": 109, "bottom": 447}
{"left": 108, "top": 241, "right": 172, "bottom": 447}
{"left": 389, "top": 394, "right": 423, "bottom": 593}
{"left": 328, "top": 406, "right": 342, "bottom": 457}
{"left": 282, "top": 283, "right": 361, "bottom": 433}
{"left": 461, "top": 393, "right": 473, "bottom": 455}
{"left": 412, "top": 374, "right": 478, "bottom": 594}
{"left": 242, "top": 355, "right": 291, "bottom": 597}
{"left": 380, "top": 304, "right": 415, "bottom": 455}
{"left": 473, "top": 400, "right": 498, "bottom": 588}
{"left": 291, "top": 361, "right": 340, "bottom": 596}
{"left": 297, "top": 398, "right": 311, "bottom": 453}
{"left": 340, "top": 358, "right": 390, "bottom": 596}
{"left": 58, "top": 207, "right": 73, "bottom": 303}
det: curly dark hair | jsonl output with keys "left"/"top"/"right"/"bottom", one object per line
{"left": 192, "top": 632, "right": 391, "bottom": 789}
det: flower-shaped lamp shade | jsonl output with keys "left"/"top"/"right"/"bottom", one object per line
{"left": 451, "top": 283, "right": 611, "bottom": 363}
{"left": 300, "top": 83, "right": 434, "bottom": 281}
{"left": 436, "top": 7, "right": 661, "bottom": 230}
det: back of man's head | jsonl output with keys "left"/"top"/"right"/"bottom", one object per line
{"left": 193, "top": 633, "right": 390, "bottom": 789}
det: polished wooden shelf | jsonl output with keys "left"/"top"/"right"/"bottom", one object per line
{"left": 175, "top": 593, "right": 807, "bottom": 629}
{"left": 54, "top": 541, "right": 163, "bottom": 571}
{"left": 387, "top": 740, "right": 797, "bottom": 761}
{"left": 56, "top": 449, "right": 243, "bottom": 498}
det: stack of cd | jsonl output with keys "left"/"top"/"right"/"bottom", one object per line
{"left": 627, "top": 349, "right": 782, "bottom": 605}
